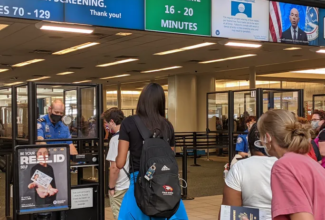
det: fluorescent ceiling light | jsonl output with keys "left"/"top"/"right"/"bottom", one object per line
{"left": 73, "top": 80, "right": 92, "bottom": 84}
{"left": 106, "top": 91, "right": 141, "bottom": 95}
{"left": 53, "top": 42, "right": 99, "bottom": 55}
{"left": 57, "top": 71, "right": 74, "bottom": 75}
{"left": 40, "top": 25, "right": 93, "bottom": 34}
{"left": 225, "top": 42, "right": 262, "bottom": 48}
{"left": 291, "top": 68, "right": 325, "bottom": 74}
{"left": 27, "top": 76, "right": 51, "bottom": 81}
{"left": 116, "top": 32, "right": 132, "bottom": 36}
{"left": 100, "top": 74, "right": 130, "bottom": 80}
{"left": 200, "top": 54, "right": 256, "bottom": 64}
{"left": 12, "top": 59, "right": 45, "bottom": 67}
{"left": 0, "top": 24, "right": 8, "bottom": 31}
{"left": 284, "top": 47, "right": 301, "bottom": 51}
{"left": 155, "top": 42, "right": 215, "bottom": 55}
{"left": 141, "top": 66, "right": 182, "bottom": 73}
{"left": 225, "top": 81, "right": 279, "bottom": 88}
{"left": 316, "top": 49, "right": 325, "bottom": 53}
{"left": 4, "top": 82, "right": 23, "bottom": 86}
{"left": 96, "top": 58, "right": 138, "bottom": 67}
{"left": 0, "top": 69, "right": 9, "bottom": 73}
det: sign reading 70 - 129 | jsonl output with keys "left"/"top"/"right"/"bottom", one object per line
{"left": 145, "top": 0, "right": 211, "bottom": 36}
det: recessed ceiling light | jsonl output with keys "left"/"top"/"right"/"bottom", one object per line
{"left": 53, "top": 42, "right": 99, "bottom": 55}
{"left": 73, "top": 80, "right": 92, "bottom": 84}
{"left": 316, "top": 49, "right": 325, "bottom": 53}
{"left": 57, "top": 71, "right": 74, "bottom": 75}
{"left": 40, "top": 24, "right": 94, "bottom": 34}
{"left": 100, "top": 74, "right": 131, "bottom": 80}
{"left": 155, "top": 42, "right": 215, "bottom": 55}
{"left": 0, "top": 69, "right": 9, "bottom": 73}
{"left": 27, "top": 76, "right": 51, "bottom": 81}
{"left": 0, "top": 24, "right": 8, "bottom": 31}
{"left": 96, "top": 58, "right": 138, "bottom": 67}
{"left": 141, "top": 66, "right": 182, "bottom": 73}
{"left": 4, "top": 82, "right": 23, "bottom": 86}
{"left": 225, "top": 42, "right": 262, "bottom": 48}
{"left": 12, "top": 59, "right": 45, "bottom": 67}
{"left": 116, "top": 32, "right": 132, "bottom": 36}
{"left": 284, "top": 47, "right": 301, "bottom": 51}
{"left": 291, "top": 68, "right": 325, "bottom": 74}
{"left": 199, "top": 54, "right": 256, "bottom": 64}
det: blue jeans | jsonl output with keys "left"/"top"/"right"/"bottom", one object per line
{"left": 118, "top": 172, "right": 188, "bottom": 220}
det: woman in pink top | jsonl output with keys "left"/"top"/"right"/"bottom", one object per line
{"left": 257, "top": 109, "right": 325, "bottom": 220}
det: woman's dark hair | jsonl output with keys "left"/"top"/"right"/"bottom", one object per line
{"left": 101, "top": 107, "right": 125, "bottom": 125}
{"left": 136, "top": 83, "right": 171, "bottom": 139}
{"left": 248, "top": 123, "right": 266, "bottom": 156}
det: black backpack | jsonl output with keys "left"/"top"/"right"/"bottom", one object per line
{"left": 133, "top": 116, "right": 181, "bottom": 218}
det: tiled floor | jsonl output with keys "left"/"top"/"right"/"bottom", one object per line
{"left": 105, "top": 195, "right": 222, "bottom": 220}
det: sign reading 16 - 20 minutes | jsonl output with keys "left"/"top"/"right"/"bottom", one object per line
{"left": 145, "top": 0, "right": 211, "bottom": 36}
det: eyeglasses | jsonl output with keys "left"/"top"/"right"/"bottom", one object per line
{"left": 311, "top": 119, "right": 321, "bottom": 122}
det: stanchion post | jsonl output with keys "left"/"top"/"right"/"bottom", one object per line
{"left": 191, "top": 132, "right": 200, "bottom": 166}
{"left": 5, "top": 154, "right": 10, "bottom": 216}
{"left": 181, "top": 145, "right": 194, "bottom": 200}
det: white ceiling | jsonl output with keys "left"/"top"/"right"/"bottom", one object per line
{"left": 1, "top": 17, "right": 325, "bottom": 90}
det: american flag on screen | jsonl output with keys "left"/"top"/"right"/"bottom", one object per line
{"left": 269, "top": 1, "right": 283, "bottom": 43}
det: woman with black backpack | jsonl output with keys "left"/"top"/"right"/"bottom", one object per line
{"left": 116, "top": 83, "right": 188, "bottom": 220}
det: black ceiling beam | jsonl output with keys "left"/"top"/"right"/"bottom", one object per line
{"left": 274, "top": 0, "right": 325, "bottom": 8}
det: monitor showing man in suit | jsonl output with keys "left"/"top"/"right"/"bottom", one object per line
{"left": 281, "top": 8, "right": 308, "bottom": 45}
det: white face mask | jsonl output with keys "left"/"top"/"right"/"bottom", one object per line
{"left": 254, "top": 134, "right": 272, "bottom": 156}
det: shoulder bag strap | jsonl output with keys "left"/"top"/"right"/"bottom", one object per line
{"left": 311, "top": 139, "right": 322, "bottom": 161}
{"left": 133, "top": 115, "right": 152, "bottom": 140}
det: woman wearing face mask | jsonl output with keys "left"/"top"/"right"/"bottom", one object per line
{"left": 311, "top": 110, "right": 325, "bottom": 136}
{"left": 257, "top": 109, "right": 325, "bottom": 220}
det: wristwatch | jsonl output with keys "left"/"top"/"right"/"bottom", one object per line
{"left": 108, "top": 186, "right": 115, "bottom": 191}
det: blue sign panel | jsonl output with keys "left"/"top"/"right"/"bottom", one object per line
{"left": 0, "top": 0, "right": 144, "bottom": 30}
{"left": 319, "top": 9, "right": 325, "bottom": 46}
{"left": 65, "top": 0, "right": 144, "bottom": 30}
{"left": 0, "top": 0, "right": 64, "bottom": 22}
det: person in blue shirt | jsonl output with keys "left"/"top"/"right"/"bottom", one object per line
{"left": 37, "top": 100, "right": 78, "bottom": 155}
{"left": 235, "top": 116, "right": 256, "bottom": 157}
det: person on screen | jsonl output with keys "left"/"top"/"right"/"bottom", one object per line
{"left": 281, "top": 8, "right": 308, "bottom": 45}
{"left": 28, "top": 148, "right": 58, "bottom": 206}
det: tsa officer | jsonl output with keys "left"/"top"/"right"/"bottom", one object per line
{"left": 37, "top": 99, "right": 78, "bottom": 155}
{"left": 235, "top": 116, "right": 256, "bottom": 157}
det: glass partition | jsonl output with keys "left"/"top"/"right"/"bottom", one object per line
{"left": 207, "top": 92, "right": 228, "bottom": 132}
{"left": 234, "top": 91, "right": 256, "bottom": 132}
{"left": 16, "top": 86, "right": 28, "bottom": 139}
{"left": 35, "top": 85, "right": 98, "bottom": 140}
{"left": 314, "top": 95, "right": 325, "bottom": 111}
{"left": 0, "top": 88, "right": 12, "bottom": 138}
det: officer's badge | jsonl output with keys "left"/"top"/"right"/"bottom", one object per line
{"left": 237, "top": 137, "right": 243, "bottom": 143}
{"left": 37, "top": 123, "right": 42, "bottom": 129}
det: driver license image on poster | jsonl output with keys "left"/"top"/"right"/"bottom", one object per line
{"left": 31, "top": 169, "right": 53, "bottom": 189}
{"left": 211, "top": 0, "right": 269, "bottom": 41}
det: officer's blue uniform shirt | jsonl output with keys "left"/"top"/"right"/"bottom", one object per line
{"left": 235, "top": 130, "right": 249, "bottom": 153}
{"left": 37, "top": 114, "right": 72, "bottom": 145}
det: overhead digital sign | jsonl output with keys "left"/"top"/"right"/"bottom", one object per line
{"left": 211, "top": 0, "right": 269, "bottom": 41}
{"left": 318, "top": 9, "right": 325, "bottom": 46}
{"left": 145, "top": 0, "right": 211, "bottom": 36}
{"left": 0, "top": 0, "right": 144, "bottom": 30}
{"left": 269, "top": 1, "right": 318, "bottom": 46}
{"left": 0, "top": 0, "right": 64, "bottom": 22}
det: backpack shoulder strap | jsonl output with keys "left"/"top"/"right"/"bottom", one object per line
{"left": 311, "top": 139, "right": 322, "bottom": 161}
{"left": 133, "top": 115, "right": 152, "bottom": 140}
